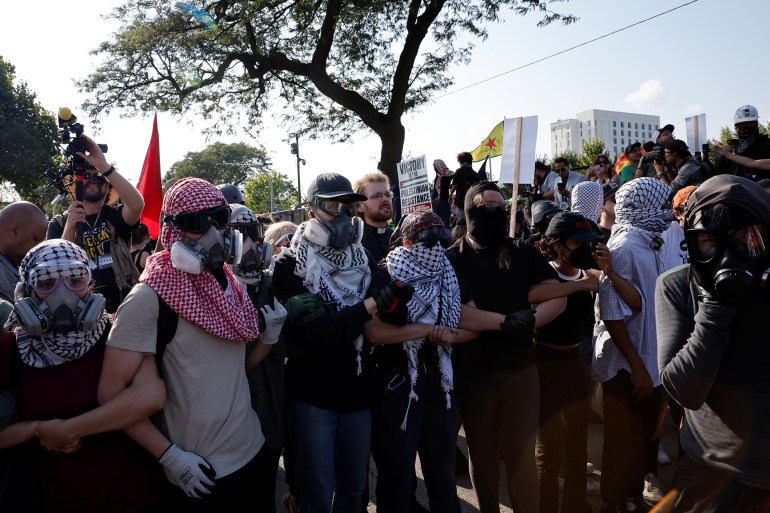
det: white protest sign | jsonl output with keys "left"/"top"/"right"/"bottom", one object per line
{"left": 396, "top": 155, "right": 432, "bottom": 215}
{"left": 498, "top": 116, "right": 538, "bottom": 185}
{"left": 685, "top": 114, "right": 707, "bottom": 153}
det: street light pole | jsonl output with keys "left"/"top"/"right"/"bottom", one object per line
{"left": 290, "top": 135, "right": 304, "bottom": 205}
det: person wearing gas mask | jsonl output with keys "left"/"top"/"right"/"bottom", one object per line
{"left": 445, "top": 181, "right": 572, "bottom": 513}
{"left": 272, "top": 172, "right": 411, "bottom": 513}
{"left": 0, "top": 239, "right": 166, "bottom": 512}
{"left": 534, "top": 212, "right": 603, "bottom": 513}
{"left": 592, "top": 178, "right": 673, "bottom": 513}
{"left": 227, "top": 204, "right": 288, "bottom": 512}
{"left": 47, "top": 135, "right": 144, "bottom": 314}
{"left": 655, "top": 175, "right": 770, "bottom": 512}
{"left": 714, "top": 105, "right": 770, "bottom": 182}
{"left": 95, "top": 178, "right": 275, "bottom": 511}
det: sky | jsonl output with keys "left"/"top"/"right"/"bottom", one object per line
{"left": 2, "top": 0, "right": 768, "bottom": 201}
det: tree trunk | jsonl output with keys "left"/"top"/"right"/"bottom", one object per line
{"left": 376, "top": 121, "right": 406, "bottom": 186}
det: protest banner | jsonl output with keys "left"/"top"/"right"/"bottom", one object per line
{"left": 396, "top": 155, "right": 432, "bottom": 215}
{"left": 685, "top": 113, "right": 707, "bottom": 154}
{"left": 498, "top": 116, "right": 538, "bottom": 236}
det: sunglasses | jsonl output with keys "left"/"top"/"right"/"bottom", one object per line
{"left": 473, "top": 200, "right": 506, "bottom": 211}
{"left": 233, "top": 222, "right": 264, "bottom": 241}
{"left": 166, "top": 204, "right": 232, "bottom": 234}
{"left": 274, "top": 232, "right": 294, "bottom": 246}
{"left": 30, "top": 273, "right": 91, "bottom": 295}
{"left": 318, "top": 200, "right": 359, "bottom": 217}
{"left": 596, "top": 161, "right": 608, "bottom": 165}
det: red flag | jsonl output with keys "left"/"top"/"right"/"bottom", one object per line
{"left": 137, "top": 114, "right": 163, "bottom": 239}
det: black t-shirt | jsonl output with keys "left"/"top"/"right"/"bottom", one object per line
{"left": 47, "top": 205, "right": 136, "bottom": 313}
{"left": 446, "top": 238, "right": 557, "bottom": 371}
{"left": 533, "top": 267, "right": 594, "bottom": 346}
{"left": 439, "top": 175, "right": 453, "bottom": 202}
{"left": 451, "top": 166, "right": 480, "bottom": 208}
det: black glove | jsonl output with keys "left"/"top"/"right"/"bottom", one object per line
{"left": 375, "top": 280, "right": 414, "bottom": 316}
{"left": 501, "top": 309, "right": 536, "bottom": 336}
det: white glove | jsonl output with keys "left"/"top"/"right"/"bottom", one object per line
{"left": 159, "top": 443, "right": 216, "bottom": 498}
{"left": 260, "top": 297, "right": 287, "bottom": 345}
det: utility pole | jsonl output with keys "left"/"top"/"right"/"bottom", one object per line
{"left": 290, "top": 135, "right": 305, "bottom": 205}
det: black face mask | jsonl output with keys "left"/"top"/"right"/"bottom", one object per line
{"left": 467, "top": 206, "right": 507, "bottom": 247}
{"left": 736, "top": 125, "right": 759, "bottom": 142}
{"left": 567, "top": 243, "right": 598, "bottom": 270}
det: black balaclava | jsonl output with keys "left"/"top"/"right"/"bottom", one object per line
{"left": 685, "top": 175, "right": 770, "bottom": 303}
{"left": 736, "top": 123, "right": 759, "bottom": 153}
{"left": 464, "top": 181, "right": 508, "bottom": 248}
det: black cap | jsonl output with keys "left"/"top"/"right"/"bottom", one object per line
{"left": 657, "top": 124, "right": 675, "bottom": 134}
{"left": 545, "top": 212, "right": 603, "bottom": 242}
{"left": 666, "top": 139, "right": 691, "bottom": 157}
{"left": 602, "top": 182, "right": 619, "bottom": 200}
{"left": 306, "top": 173, "right": 368, "bottom": 204}
{"left": 642, "top": 141, "right": 656, "bottom": 152}
{"left": 624, "top": 142, "right": 642, "bottom": 157}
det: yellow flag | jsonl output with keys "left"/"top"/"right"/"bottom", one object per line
{"left": 471, "top": 121, "right": 504, "bottom": 162}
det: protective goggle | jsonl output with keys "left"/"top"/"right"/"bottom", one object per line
{"left": 686, "top": 223, "right": 769, "bottom": 263}
{"left": 273, "top": 232, "right": 294, "bottom": 246}
{"left": 413, "top": 225, "right": 453, "bottom": 249}
{"left": 232, "top": 222, "right": 264, "bottom": 241}
{"left": 165, "top": 205, "right": 232, "bottom": 234}
{"left": 318, "top": 200, "right": 359, "bottom": 217}
{"left": 29, "top": 265, "right": 92, "bottom": 295}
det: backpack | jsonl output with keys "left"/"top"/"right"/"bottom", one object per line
{"left": 154, "top": 295, "right": 178, "bottom": 378}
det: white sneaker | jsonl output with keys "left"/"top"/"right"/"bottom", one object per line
{"left": 657, "top": 445, "right": 671, "bottom": 465}
{"left": 643, "top": 472, "right": 664, "bottom": 504}
{"left": 587, "top": 462, "right": 595, "bottom": 475}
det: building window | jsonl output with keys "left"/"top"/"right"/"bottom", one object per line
{"left": 635, "top": 122, "right": 638, "bottom": 129}
{"left": 587, "top": 120, "right": 591, "bottom": 126}
{"left": 655, "top": 125, "right": 659, "bottom": 130}
{"left": 621, "top": 130, "right": 624, "bottom": 136}
{"left": 635, "top": 131, "right": 639, "bottom": 137}
{"left": 613, "top": 129, "right": 617, "bottom": 135}
{"left": 588, "top": 129, "right": 592, "bottom": 137}
{"left": 621, "top": 121, "right": 624, "bottom": 128}
{"left": 613, "top": 121, "right": 617, "bottom": 127}
{"left": 614, "top": 138, "right": 617, "bottom": 144}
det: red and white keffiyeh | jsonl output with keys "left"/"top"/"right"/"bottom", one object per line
{"left": 141, "top": 178, "right": 261, "bottom": 343}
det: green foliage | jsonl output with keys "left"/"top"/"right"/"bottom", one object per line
{"left": 164, "top": 142, "right": 270, "bottom": 184}
{"left": 78, "top": 1, "right": 577, "bottom": 181}
{"left": 577, "top": 138, "right": 607, "bottom": 167}
{"left": 0, "top": 57, "right": 61, "bottom": 202}
{"left": 552, "top": 150, "right": 581, "bottom": 170}
{"left": 243, "top": 171, "right": 299, "bottom": 215}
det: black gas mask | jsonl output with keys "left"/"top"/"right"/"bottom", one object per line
{"left": 687, "top": 208, "right": 770, "bottom": 304}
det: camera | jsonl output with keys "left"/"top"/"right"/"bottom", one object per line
{"left": 58, "top": 107, "right": 107, "bottom": 178}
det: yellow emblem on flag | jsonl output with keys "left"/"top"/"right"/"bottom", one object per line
{"left": 471, "top": 121, "right": 504, "bottom": 162}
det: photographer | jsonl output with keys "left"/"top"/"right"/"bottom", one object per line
{"left": 655, "top": 140, "right": 706, "bottom": 202}
{"left": 532, "top": 161, "right": 558, "bottom": 202}
{"left": 714, "top": 105, "right": 770, "bottom": 181}
{"left": 655, "top": 175, "right": 770, "bottom": 511}
{"left": 636, "top": 124, "right": 675, "bottom": 179}
{"left": 47, "top": 134, "right": 144, "bottom": 313}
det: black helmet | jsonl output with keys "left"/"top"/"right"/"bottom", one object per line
{"left": 218, "top": 184, "right": 245, "bottom": 205}
{"left": 531, "top": 200, "right": 562, "bottom": 225}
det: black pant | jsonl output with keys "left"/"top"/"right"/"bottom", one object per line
{"left": 536, "top": 348, "right": 590, "bottom": 513}
{"left": 600, "top": 370, "right": 662, "bottom": 507}
{"left": 161, "top": 445, "right": 275, "bottom": 513}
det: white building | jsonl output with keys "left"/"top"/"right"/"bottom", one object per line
{"left": 550, "top": 109, "right": 661, "bottom": 159}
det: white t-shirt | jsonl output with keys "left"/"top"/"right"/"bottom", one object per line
{"left": 108, "top": 283, "right": 264, "bottom": 478}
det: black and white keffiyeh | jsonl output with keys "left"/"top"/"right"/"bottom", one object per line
{"left": 4, "top": 240, "right": 111, "bottom": 368}
{"left": 386, "top": 242, "right": 460, "bottom": 430}
{"left": 292, "top": 219, "right": 372, "bottom": 373}
{"left": 614, "top": 177, "right": 673, "bottom": 235}
{"left": 571, "top": 181, "right": 604, "bottom": 223}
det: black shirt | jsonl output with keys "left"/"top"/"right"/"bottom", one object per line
{"left": 533, "top": 267, "right": 593, "bottom": 346}
{"left": 47, "top": 205, "right": 136, "bottom": 313}
{"left": 361, "top": 222, "right": 393, "bottom": 266}
{"left": 451, "top": 165, "right": 480, "bottom": 208}
{"left": 446, "top": 238, "right": 557, "bottom": 371}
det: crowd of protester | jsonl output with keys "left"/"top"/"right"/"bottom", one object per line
{"left": 0, "top": 103, "right": 769, "bottom": 513}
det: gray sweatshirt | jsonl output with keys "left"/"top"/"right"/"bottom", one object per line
{"left": 655, "top": 265, "right": 770, "bottom": 489}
